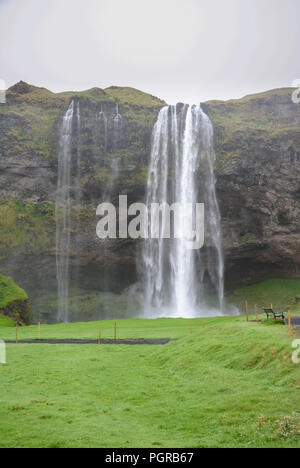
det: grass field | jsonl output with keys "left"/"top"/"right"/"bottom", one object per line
{"left": 228, "top": 278, "right": 300, "bottom": 314}
{"left": 0, "top": 315, "right": 299, "bottom": 448}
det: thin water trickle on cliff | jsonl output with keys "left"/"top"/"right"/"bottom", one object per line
{"left": 98, "top": 105, "right": 108, "bottom": 154}
{"left": 139, "top": 104, "right": 224, "bottom": 317}
{"left": 113, "top": 103, "right": 122, "bottom": 152}
{"left": 106, "top": 104, "right": 122, "bottom": 200}
{"left": 75, "top": 102, "right": 82, "bottom": 206}
{"left": 56, "top": 101, "right": 74, "bottom": 322}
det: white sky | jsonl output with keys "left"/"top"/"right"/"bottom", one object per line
{"left": 0, "top": 0, "right": 299, "bottom": 104}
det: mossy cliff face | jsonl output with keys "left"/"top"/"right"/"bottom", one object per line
{"left": 202, "top": 88, "right": 300, "bottom": 287}
{"left": 0, "top": 274, "right": 32, "bottom": 325}
{"left": 0, "top": 82, "right": 166, "bottom": 319}
{"left": 0, "top": 82, "right": 299, "bottom": 320}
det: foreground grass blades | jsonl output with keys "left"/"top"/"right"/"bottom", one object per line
{"left": 0, "top": 316, "right": 299, "bottom": 448}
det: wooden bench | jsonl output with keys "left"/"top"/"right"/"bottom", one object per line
{"left": 264, "top": 308, "right": 285, "bottom": 320}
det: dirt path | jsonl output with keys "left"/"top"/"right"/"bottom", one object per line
{"left": 6, "top": 338, "right": 176, "bottom": 345}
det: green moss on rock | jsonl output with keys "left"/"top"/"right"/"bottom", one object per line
{"left": 0, "top": 274, "right": 32, "bottom": 325}
{"left": 0, "top": 200, "right": 55, "bottom": 260}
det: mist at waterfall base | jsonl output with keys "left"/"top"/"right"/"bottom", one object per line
{"left": 55, "top": 101, "right": 238, "bottom": 323}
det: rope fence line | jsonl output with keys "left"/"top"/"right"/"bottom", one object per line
{"left": 7, "top": 304, "right": 300, "bottom": 344}
{"left": 11, "top": 320, "right": 209, "bottom": 344}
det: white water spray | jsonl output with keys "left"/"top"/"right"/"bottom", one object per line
{"left": 140, "top": 104, "right": 224, "bottom": 317}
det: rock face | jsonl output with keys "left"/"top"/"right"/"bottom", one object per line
{"left": 0, "top": 82, "right": 299, "bottom": 320}
{"left": 203, "top": 88, "right": 300, "bottom": 287}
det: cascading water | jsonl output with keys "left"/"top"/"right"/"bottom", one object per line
{"left": 107, "top": 157, "right": 121, "bottom": 200}
{"left": 104, "top": 103, "right": 122, "bottom": 200}
{"left": 113, "top": 103, "right": 122, "bottom": 151}
{"left": 74, "top": 102, "right": 82, "bottom": 298}
{"left": 140, "top": 104, "right": 224, "bottom": 317}
{"left": 75, "top": 102, "right": 82, "bottom": 206}
{"left": 56, "top": 101, "right": 74, "bottom": 322}
{"left": 98, "top": 105, "right": 108, "bottom": 154}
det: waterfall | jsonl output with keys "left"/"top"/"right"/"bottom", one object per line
{"left": 103, "top": 103, "right": 122, "bottom": 200}
{"left": 56, "top": 101, "right": 74, "bottom": 322}
{"left": 98, "top": 105, "right": 108, "bottom": 154}
{"left": 74, "top": 102, "right": 82, "bottom": 298}
{"left": 76, "top": 102, "right": 81, "bottom": 205}
{"left": 140, "top": 104, "right": 224, "bottom": 317}
{"left": 113, "top": 103, "right": 122, "bottom": 151}
{"left": 107, "top": 157, "right": 121, "bottom": 200}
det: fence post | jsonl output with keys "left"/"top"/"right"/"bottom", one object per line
{"left": 255, "top": 304, "right": 258, "bottom": 322}
{"left": 38, "top": 322, "right": 40, "bottom": 340}
{"left": 114, "top": 322, "right": 117, "bottom": 341}
{"left": 16, "top": 324, "right": 18, "bottom": 344}
{"left": 245, "top": 301, "right": 249, "bottom": 322}
{"left": 98, "top": 328, "right": 101, "bottom": 345}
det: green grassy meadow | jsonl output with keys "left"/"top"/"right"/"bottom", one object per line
{"left": 228, "top": 278, "right": 300, "bottom": 314}
{"left": 0, "top": 314, "right": 299, "bottom": 448}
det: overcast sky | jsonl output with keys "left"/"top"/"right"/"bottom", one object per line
{"left": 0, "top": 0, "right": 299, "bottom": 104}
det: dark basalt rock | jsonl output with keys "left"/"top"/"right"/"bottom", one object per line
{"left": 0, "top": 299, "right": 32, "bottom": 326}
{"left": 203, "top": 88, "right": 300, "bottom": 287}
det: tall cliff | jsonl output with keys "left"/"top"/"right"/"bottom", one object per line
{"left": 203, "top": 88, "right": 300, "bottom": 286}
{"left": 0, "top": 82, "right": 299, "bottom": 320}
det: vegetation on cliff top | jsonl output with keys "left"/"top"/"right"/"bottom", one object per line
{"left": 202, "top": 87, "right": 300, "bottom": 166}
{"left": 228, "top": 278, "right": 300, "bottom": 314}
{"left": 104, "top": 86, "right": 166, "bottom": 107}
{"left": 0, "top": 82, "right": 165, "bottom": 165}
{"left": 203, "top": 87, "right": 297, "bottom": 131}
{"left": 5, "top": 81, "right": 166, "bottom": 108}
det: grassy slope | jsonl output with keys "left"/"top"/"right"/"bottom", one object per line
{"left": 228, "top": 278, "right": 300, "bottom": 315}
{"left": 204, "top": 87, "right": 297, "bottom": 132}
{"left": 203, "top": 87, "right": 300, "bottom": 167}
{"left": 0, "top": 274, "right": 28, "bottom": 310}
{"left": 0, "top": 315, "right": 15, "bottom": 327}
{"left": 0, "top": 316, "right": 299, "bottom": 448}
{"left": 104, "top": 86, "right": 166, "bottom": 107}
{"left": 4, "top": 82, "right": 165, "bottom": 109}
